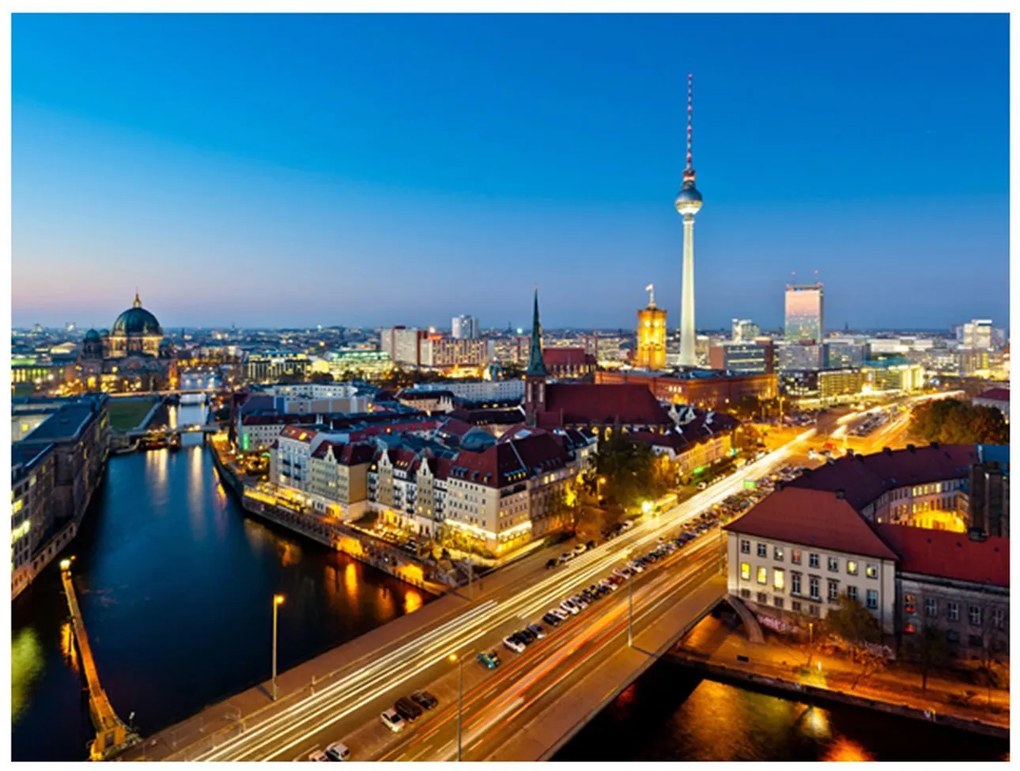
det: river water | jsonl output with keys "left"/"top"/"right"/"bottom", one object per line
{"left": 554, "top": 661, "right": 1009, "bottom": 762}
{"left": 11, "top": 403, "right": 428, "bottom": 761}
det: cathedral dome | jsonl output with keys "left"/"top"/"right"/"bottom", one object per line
{"left": 112, "top": 293, "right": 162, "bottom": 336}
{"left": 84, "top": 328, "right": 101, "bottom": 342}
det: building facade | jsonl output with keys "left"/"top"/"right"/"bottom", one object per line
{"left": 635, "top": 286, "right": 668, "bottom": 371}
{"left": 784, "top": 283, "right": 824, "bottom": 343}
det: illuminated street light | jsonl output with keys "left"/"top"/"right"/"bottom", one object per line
{"left": 449, "top": 653, "right": 463, "bottom": 761}
{"left": 272, "top": 594, "right": 285, "bottom": 700}
{"left": 60, "top": 559, "right": 71, "bottom": 572}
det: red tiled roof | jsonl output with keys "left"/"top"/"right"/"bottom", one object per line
{"left": 541, "top": 383, "right": 672, "bottom": 427}
{"left": 310, "top": 441, "right": 375, "bottom": 465}
{"left": 724, "top": 487, "right": 899, "bottom": 561}
{"left": 279, "top": 425, "right": 318, "bottom": 442}
{"left": 437, "top": 417, "right": 474, "bottom": 438}
{"left": 975, "top": 388, "right": 1010, "bottom": 403}
{"left": 451, "top": 432, "right": 569, "bottom": 488}
{"left": 875, "top": 524, "right": 1009, "bottom": 587}
{"left": 788, "top": 444, "right": 977, "bottom": 511}
{"left": 543, "top": 347, "right": 594, "bottom": 367}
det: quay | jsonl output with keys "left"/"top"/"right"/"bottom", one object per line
{"left": 60, "top": 560, "right": 140, "bottom": 760}
{"left": 665, "top": 616, "right": 1009, "bottom": 740}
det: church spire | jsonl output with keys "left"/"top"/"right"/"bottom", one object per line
{"left": 525, "top": 288, "right": 548, "bottom": 377}
{"left": 133, "top": 289, "right": 142, "bottom": 308}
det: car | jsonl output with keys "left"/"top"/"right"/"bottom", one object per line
{"left": 697, "top": 482, "right": 707, "bottom": 491}
{"left": 308, "top": 750, "right": 331, "bottom": 762}
{"left": 627, "top": 561, "right": 644, "bottom": 573}
{"left": 571, "top": 595, "right": 590, "bottom": 609}
{"left": 503, "top": 635, "right": 526, "bottom": 653}
{"left": 585, "top": 540, "right": 596, "bottom": 550}
{"left": 394, "top": 696, "right": 423, "bottom": 722}
{"left": 527, "top": 623, "right": 547, "bottom": 639}
{"left": 411, "top": 690, "right": 439, "bottom": 710}
{"left": 324, "top": 742, "right": 351, "bottom": 761}
{"left": 573, "top": 543, "right": 587, "bottom": 555}
{"left": 560, "top": 599, "right": 580, "bottom": 615}
{"left": 600, "top": 578, "right": 618, "bottom": 591}
{"left": 543, "top": 611, "right": 562, "bottom": 626}
{"left": 558, "top": 553, "right": 573, "bottom": 564}
{"left": 606, "top": 575, "right": 624, "bottom": 587}
{"left": 518, "top": 627, "right": 537, "bottom": 643}
{"left": 379, "top": 709, "right": 406, "bottom": 733}
{"left": 620, "top": 521, "right": 634, "bottom": 531}
{"left": 477, "top": 650, "right": 501, "bottom": 669}
{"left": 546, "top": 558, "right": 558, "bottom": 569}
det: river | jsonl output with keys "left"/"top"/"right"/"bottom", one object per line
{"left": 11, "top": 402, "right": 428, "bottom": 761}
{"left": 554, "top": 661, "right": 1009, "bottom": 762}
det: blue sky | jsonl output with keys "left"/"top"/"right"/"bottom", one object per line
{"left": 12, "top": 13, "right": 1009, "bottom": 331}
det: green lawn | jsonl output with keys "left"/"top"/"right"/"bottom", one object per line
{"left": 108, "top": 397, "right": 159, "bottom": 431}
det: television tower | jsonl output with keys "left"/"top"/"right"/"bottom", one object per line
{"left": 676, "top": 73, "right": 703, "bottom": 368}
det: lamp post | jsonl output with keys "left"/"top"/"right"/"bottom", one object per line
{"left": 449, "top": 653, "right": 463, "bottom": 761}
{"left": 627, "top": 572, "right": 635, "bottom": 648}
{"left": 807, "top": 621, "right": 814, "bottom": 668}
{"left": 272, "top": 594, "right": 285, "bottom": 700}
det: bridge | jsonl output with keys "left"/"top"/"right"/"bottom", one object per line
{"left": 120, "top": 432, "right": 810, "bottom": 762}
{"left": 60, "top": 560, "right": 140, "bottom": 761}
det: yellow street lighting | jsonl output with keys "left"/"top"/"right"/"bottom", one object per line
{"left": 60, "top": 559, "right": 71, "bottom": 572}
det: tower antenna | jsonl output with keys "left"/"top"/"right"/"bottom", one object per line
{"left": 686, "top": 74, "right": 694, "bottom": 171}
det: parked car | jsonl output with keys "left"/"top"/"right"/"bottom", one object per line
{"left": 379, "top": 709, "right": 406, "bottom": 733}
{"left": 585, "top": 540, "right": 596, "bottom": 550}
{"left": 394, "top": 696, "right": 423, "bottom": 722}
{"left": 503, "top": 635, "right": 526, "bottom": 653}
{"left": 546, "top": 558, "right": 558, "bottom": 569}
{"left": 560, "top": 599, "right": 580, "bottom": 615}
{"left": 573, "top": 543, "right": 587, "bottom": 556}
{"left": 477, "top": 650, "right": 501, "bottom": 669}
{"left": 558, "top": 553, "right": 573, "bottom": 564}
{"left": 550, "top": 607, "right": 570, "bottom": 621}
{"left": 324, "top": 742, "right": 351, "bottom": 761}
{"left": 543, "top": 611, "right": 562, "bottom": 626}
{"left": 518, "top": 628, "right": 537, "bottom": 643}
{"left": 308, "top": 750, "right": 331, "bottom": 762}
{"left": 411, "top": 691, "right": 439, "bottom": 710}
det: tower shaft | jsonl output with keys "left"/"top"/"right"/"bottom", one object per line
{"left": 679, "top": 214, "right": 697, "bottom": 366}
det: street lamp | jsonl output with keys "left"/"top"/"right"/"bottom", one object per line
{"left": 272, "top": 594, "right": 285, "bottom": 700}
{"left": 449, "top": 653, "right": 463, "bottom": 761}
{"left": 627, "top": 572, "right": 635, "bottom": 648}
{"left": 807, "top": 621, "right": 815, "bottom": 668}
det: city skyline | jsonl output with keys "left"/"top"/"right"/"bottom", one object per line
{"left": 13, "top": 14, "right": 1009, "bottom": 330}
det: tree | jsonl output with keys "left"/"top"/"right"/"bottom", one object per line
{"left": 823, "top": 596, "right": 886, "bottom": 690}
{"left": 908, "top": 399, "right": 1008, "bottom": 445}
{"left": 909, "top": 624, "right": 951, "bottom": 692}
{"left": 592, "top": 432, "right": 666, "bottom": 512}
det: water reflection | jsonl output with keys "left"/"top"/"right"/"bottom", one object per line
{"left": 823, "top": 736, "right": 874, "bottom": 762}
{"left": 187, "top": 447, "right": 205, "bottom": 540}
{"left": 59, "top": 622, "right": 79, "bottom": 674}
{"left": 343, "top": 563, "right": 360, "bottom": 604}
{"left": 145, "top": 449, "right": 169, "bottom": 501}
{"left": 11, "top": 627, "right": 44, "bottom": 723}
{"left": 403, "top": 590, "right": 424, "bottom": 615}
{"left": 278, "top": 541, "right": 302, "bottom": 567}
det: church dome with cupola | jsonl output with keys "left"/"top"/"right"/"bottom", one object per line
{"left": 112, "top": 292, "right": 163, "bottom": 337}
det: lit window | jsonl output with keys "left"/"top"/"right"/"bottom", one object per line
{"left": 756, "top": 566, "right": 767, "bottom": 585}
{"left": 865, "top": 563, "right": 878, "bottom": 579}
{"left": 847, "top": 560, "right": 858, "bottom": 576}
{"left": 773, "top": 568, "right": 785, "bottom": 591}
{"left": 904, "top": 594, "right": 916, "bottom": 614}
{"left": 740, "top": 562, "right": 750, "bottom": 581}
{"left": 774, "top": 546, "right": 784, "bottom": 562}
{"left": 791, "top": 549, "right": 802, "bottom": 565}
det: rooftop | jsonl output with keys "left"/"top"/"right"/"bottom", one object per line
{"left": 875, "top": 524, "right": 1009, "bottom": 587}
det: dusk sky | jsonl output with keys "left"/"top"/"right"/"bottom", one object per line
{"left": 12, "top": 13, "right": 1009, "bottom": 332}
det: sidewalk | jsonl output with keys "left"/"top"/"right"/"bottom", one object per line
{"left": 675, "top": 617, "right": 1009, "bottom": 735}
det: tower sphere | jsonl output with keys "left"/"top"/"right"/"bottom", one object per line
{"left": 675, "top": 184, "right": 703, "bottom": 215}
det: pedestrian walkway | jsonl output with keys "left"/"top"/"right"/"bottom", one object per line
{"left": 673, "top": 617, "right": 1009, "bottom": 735}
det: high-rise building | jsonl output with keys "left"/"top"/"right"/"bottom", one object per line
{"left": 777, "top": 341, "right": 825, "bottom": 372}
{"left": 634, "top": 284, "right": 667, "bottom": 371}
{"left": 731, "top": 319, "right": 760, "bottom": 342}
{"left": 708, "top": 340, "right": 774, "bottom": 374}
{"left": 959, "top": 319, "right": 994, "bottom": 351}
{"left": 784, "top": 283, "right": 824, "bottom": 343}
{"left": 676, "top": 74, "right": 703, "bottom": 368}
{"left": 451, "top": 314, "right": 480, "bottom": 340}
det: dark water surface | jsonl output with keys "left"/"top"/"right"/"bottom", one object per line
{"left": 12, "top": 436, "right": 428, "bottom": 761}
{"left": 555, "top": 661, "right": 1009, "bottom": 762}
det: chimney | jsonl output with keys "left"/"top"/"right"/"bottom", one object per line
{"left": 907, "top": 443, "right": 916, "bottom": 453}
{"left": 835, "top": 489, "right": 845, "bottom": 500}
{"left": 883, "top": 447, "right": 892, "bottom": 455}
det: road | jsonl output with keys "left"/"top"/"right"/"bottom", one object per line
{"left": 165, "top": 429, "right": 814, "bottom": 762}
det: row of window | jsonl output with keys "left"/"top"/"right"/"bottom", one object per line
{"left": 739, "top": 563, "right": 879, "bottom": 609}
{"left": 903, "top": 594, "right": 1006, "bottom": 628}
{"left": 739, "top": 540, "right": 878, "bottom": 578}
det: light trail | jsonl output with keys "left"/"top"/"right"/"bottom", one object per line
{"left": 176, "top": 432, "right": 813, "bottom": 761}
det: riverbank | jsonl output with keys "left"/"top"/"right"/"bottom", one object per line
{"left": 210, "top": 442, "right": 447, "bottom": 595}
{"left": 668, "top": 615, "right": 1008, "bottom": 739}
